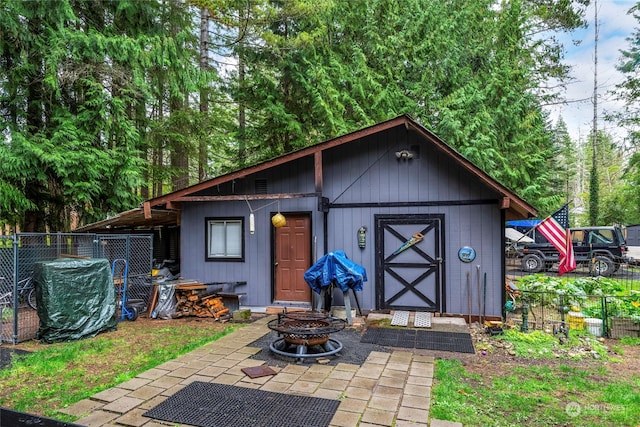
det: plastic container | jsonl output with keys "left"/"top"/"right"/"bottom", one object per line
{"left": 331, "top": 306, "right": 356, "bottom": 320}
{"left": 585, "top": 318, "right": 603, "bottom": 336}
{"left": 568, "top": 312, "right": 585, "bottom": 330}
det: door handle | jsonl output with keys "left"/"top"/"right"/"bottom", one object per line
{"left": 274, "top": 262, "right": 278, "bottom": 267}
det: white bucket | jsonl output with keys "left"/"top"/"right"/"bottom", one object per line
{"left": 331, "top": 306, "right": 356, "bottom": 320}
{"left": 585, "top": 318, "right": 603, "bottom": 336}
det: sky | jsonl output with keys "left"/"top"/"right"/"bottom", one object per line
{"left": 545, "top": 0, "right": 638, "bottom": 143}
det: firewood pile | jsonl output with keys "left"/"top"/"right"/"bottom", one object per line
{"left": 173, "top": 283, "right": 230, "bottom": 320}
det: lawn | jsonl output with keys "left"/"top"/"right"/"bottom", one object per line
{"left": 431, "top": 331, "right": 640, "bottom": 427}
{"left": 1, "top": 314, "right": 639, "bottom": 426}
{"left": 0, "top": 316, "right": 238, "bottom": 420}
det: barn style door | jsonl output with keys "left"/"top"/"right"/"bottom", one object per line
{"left": 375, "top": 214, "right": 444, "bottom": 312}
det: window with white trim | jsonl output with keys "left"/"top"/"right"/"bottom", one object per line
{"left": 206, "top": 217, "right": 244, "bottom": 261}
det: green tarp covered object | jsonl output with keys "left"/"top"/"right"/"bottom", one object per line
{"left": 35, "top": 258, "right": 117, "bottom": 343}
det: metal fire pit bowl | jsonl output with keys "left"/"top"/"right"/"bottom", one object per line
{"left": 267, "top": 312, "right": 346, "bottom": 361}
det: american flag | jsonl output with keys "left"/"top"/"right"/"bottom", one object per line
{"left": 551, "top": 203, "right": 569, "bottom": 229}
{"left": 537, "top": 204, "right": 576, "bottom": 276}
{"left": 559, "top": 231, "right": 576, "bottom": 275}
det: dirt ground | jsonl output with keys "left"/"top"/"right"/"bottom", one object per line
{"left": 432, "top": 323, "right": 640, "bottom": 388}
{"left": 247, "top": 313, "right": 640, "bottom": 384}
{"left": 4, "top": 313, "right": 639, "bottom": 388}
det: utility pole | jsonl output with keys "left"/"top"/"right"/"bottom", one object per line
{"left": 199, "top": 6, "right": 210, "bottom": 182}
{"left": 589, "top": 0, "right": 600, "bottom": 226}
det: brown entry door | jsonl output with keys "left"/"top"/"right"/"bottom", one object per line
{"left": 274, "top": 213, "right": 312, "bottom": 303}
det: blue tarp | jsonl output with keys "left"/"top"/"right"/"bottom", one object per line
{"left": 506, "top": 219, "right": 540, "bottom": 228}
{"left": 303, "top": 250, "right": 367, "bottom": 294}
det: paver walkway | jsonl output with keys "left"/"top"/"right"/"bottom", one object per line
{"left": 60, "top": 315, "right": 462, "bottom": 427}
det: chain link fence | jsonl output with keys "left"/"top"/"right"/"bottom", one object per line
{"left": 505, "top": 290, "right": 640, "bottom": 339}
{"left": 0, "top": 233, "right": 152, "bottom": 344}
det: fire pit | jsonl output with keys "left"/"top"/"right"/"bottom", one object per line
{"left": 267, "top": 312, "right": 346, "bottom": 361}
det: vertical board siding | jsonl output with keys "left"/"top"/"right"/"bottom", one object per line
{"left": 322, "top": 129, "right": 495, "bottom": 204}
{"left": 326, "top": 204, "right": 502, "bottom": 316}
{"left": 181, "top": 157, "right": 316, "bottom": 304}
{"left": 180, "top": 126, "right": 507, "bottom": 315}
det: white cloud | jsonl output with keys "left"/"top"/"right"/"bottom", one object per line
{"left": 545, "top": 0, "right": 637, "bottom": 142}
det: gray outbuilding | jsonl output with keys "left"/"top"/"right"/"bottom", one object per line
{"left": 144, "top": 115, "right": 536, "bottom": 319}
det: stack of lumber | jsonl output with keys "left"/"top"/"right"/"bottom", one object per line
{"left": 173, "top": 283, "right": 230, "bottom": 320}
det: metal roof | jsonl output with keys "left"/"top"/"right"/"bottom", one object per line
{"left": 74, "top": 207, "right": 179, "bottom": 232}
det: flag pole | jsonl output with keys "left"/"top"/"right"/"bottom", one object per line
{"left": 508, "top": 202, "right": 571, "bottom": 244}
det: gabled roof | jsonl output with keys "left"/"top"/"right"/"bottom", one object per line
{"left": 144, "top": 115, "right": 536, "bottom": 220}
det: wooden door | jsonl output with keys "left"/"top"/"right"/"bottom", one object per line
{"left": 375, "top": 214, "right": 444, "bottom": 312}
{"left": 274, "top": 214, "right": 312, "bottom": 303}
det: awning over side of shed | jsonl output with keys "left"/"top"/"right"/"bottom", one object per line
{"left": 74, "top": 208, "right": 179, "bottom": 232}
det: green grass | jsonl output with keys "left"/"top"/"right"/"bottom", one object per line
{"left": 619, "top": 336, "right": 640, "bottom": 345}
{"left": 431, "top": 359, "right": 640, "bottom": 426}
{"left": 0, "top": 320, "right": 240, "bottom": 420}
{"left": 493, "top": 329, "right": 610, "bottom": 360}
{"left": 431, "top": 331, "right": 640, "bottom": 427}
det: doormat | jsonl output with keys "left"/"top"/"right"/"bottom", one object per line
{"left": 1, "top": 407, "right": 85, "bottom": 426}
{"left": 143, "top": 381, "right": 340, "bottom": 427}
{"left": 361, "top": 328, "right": 475, "bottom": 354}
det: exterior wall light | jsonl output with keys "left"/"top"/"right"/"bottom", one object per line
{"left": 395, "top": 149, "right": 414, "bottom": 160}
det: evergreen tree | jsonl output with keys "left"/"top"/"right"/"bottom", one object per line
{"left": 611, "top": 2, "right": 640, "bottom": 224}
{"left": 578, "top": 131, "right": 627, "bottom": 225}
{"left": 227, "top": 0, "right": 588, "bottom": 215}
{"left": 0, "top": 0, "right": 593, "bottom": 230}
{"left": 0, "top": 0, "right": 146, "bottom": 229}
{"left": 550, "top": 117, "right": 578, "bottom": 205}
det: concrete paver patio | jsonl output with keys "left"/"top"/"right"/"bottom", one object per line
{"left": 60, "top": 315, "right": 463, "bottom": 427}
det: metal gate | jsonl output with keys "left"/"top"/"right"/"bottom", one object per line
{"left": 375, "top": 215, "right": 444, "bottom": 312}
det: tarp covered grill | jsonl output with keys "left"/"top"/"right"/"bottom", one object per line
{"left": 35, "top": 258, "right": 117, "bottom": 343}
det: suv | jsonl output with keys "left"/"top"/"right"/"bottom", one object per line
{"left": 519, "top": 226, "right": 628, "bottom": 277}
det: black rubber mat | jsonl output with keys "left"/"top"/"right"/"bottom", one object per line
{"left": 0, "top": 347, "right": 31, "bottom": 370}
{"left": 1, "top": 407, "right": 85, "bottom": 426}
{"left": 361, "top": 328, "right": 475, "bottom": 353}
{"left": 143, "top": 381, "right": 340, "bottom": 427}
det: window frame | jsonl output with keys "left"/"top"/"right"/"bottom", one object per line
{"left": 205, "top": 217, "right": 245, "bottom": 262}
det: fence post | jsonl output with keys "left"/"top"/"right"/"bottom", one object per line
{"left": 521, "top": 295, "right": 529, "bottom": 332}
{"left": 602, "top": 296, "right": 608, "bottom": 337}
{"left": 11, "top": 234, "right": 19, "bottom": 344}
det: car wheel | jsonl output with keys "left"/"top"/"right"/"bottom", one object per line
{"left": 522, "top": 254, "right": 543, "bottom": 273}
{"left": 592, "top": 256, "right": 614, "bottom": 277}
